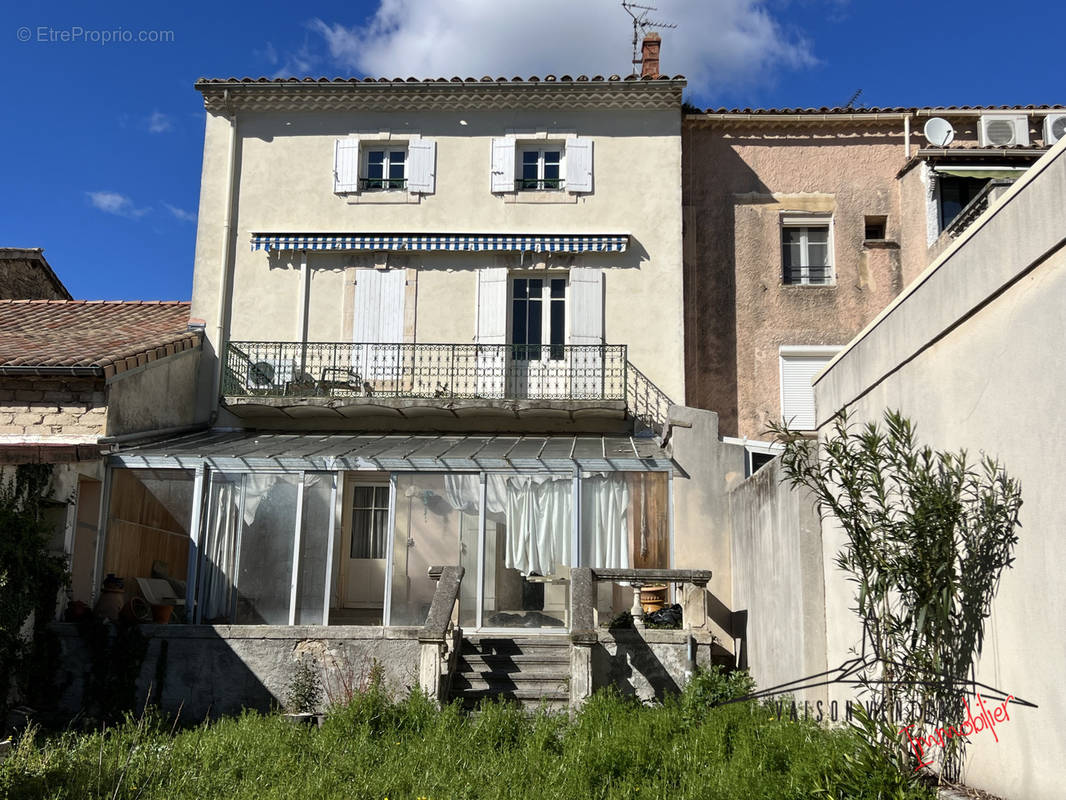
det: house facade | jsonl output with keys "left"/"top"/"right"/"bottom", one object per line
{"left": 76, "top": 56, "right": 750, "bottom": 718}
{"left": 683, "top": 105, "right": 1060, "bottom": 441}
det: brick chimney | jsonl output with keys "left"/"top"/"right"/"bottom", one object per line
{"left": 640, "top": 33, "right": 661, "bottom": 78}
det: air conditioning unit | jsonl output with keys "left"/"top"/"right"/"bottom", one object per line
{"left": 1044, "top": 113, "right": 1066, "bottom": 145}
{"left": 979, "top": 114, "right": 1029, "bottom": 147}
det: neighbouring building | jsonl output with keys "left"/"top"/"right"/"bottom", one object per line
{"left": 683, "top": 105, "right": 1062, "bottom": 441}
{"left": 0, "top": 248, "right": 71, "bottom": 300}
{"left": 68, "top": 43, "right": 750, "bottom": 716}
{"left": 0, "top": 300, "right": 202, "bottom": 606}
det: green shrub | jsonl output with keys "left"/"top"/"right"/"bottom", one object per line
{"left": 681, "top": 664, "right": 757, "bottom": 712}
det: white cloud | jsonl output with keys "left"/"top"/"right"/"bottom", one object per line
{"left": 296, "top": 0, "right": 825, "bottom": 102}
{"left": 164, "top": 203, "right": 197, "bottom": 223}
{"left": 86, "top": 191, "right": 149, "bottom": 218}
{"left": 147, "top": 111, "right": 173, "bottom": 133}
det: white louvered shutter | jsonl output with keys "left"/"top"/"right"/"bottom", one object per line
{"left": 476, "top": 268, "right": 508, "bottom": 397}
{"left": 407, "top": 140, "right": 436, "bottom": 194}
{"left": 334, "top": 138, "right": 360, "bottom": 192}
{"left": 476, "top": 268, "right": 508, "bottom": 344}
{"left": 780, "top": 354, "right": 833, "bottom": 430}
{"left": 490, "top": 138, "right": 516, "bottom": 193}
{"left": 565, "top": 137, "right": 593, "bottom": 193}
{"left": 353, "top": 269, "right": 406, "bottom": 382}
{"left": 568, "top": 267, "right": 604, "bottom": 344}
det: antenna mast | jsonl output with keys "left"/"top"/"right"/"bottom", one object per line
{"left": 622, "top": 1, "right": 677, "bottom": 73}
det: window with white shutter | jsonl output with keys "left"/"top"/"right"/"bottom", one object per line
{"left": 476, "top": 268, "right": 509, "bottom": 396}
{"left": 406, "top": 140, "right": 436, "bottom": 194}
{"left": 490, "top": 138, "right": 517, "bottom": 193}
{"left": 779, "top": 346, "right": 841, "bottom": 430}
{"left": 564, "top": 137, "right": 593, "bottom": 193}
{"left": 334, "top": 138, "right": 361, "bottom": 193}
{"left": 352, "top": 269, "right": 406, "bottom": 382}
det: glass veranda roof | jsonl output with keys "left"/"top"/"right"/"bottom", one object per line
{"left": 108, "top": 430, "right": 676, "bottom": 473}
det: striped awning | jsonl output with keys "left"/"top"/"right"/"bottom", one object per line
{"left": 250, "top": 233, "right": 629, "bottom": 253}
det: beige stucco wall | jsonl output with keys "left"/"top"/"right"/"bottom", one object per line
{"left": 190, "top": 104, "right": 685, "bottom": 423}
{"left": 105, "top": 349, "right": 203, "bottom": 436}
{"left": 813, "top": 139, "right": 1066, "bottom": 800}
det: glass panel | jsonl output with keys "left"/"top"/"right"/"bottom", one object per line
{"left": 388, "top": 150, "right": 405, "bottom": 186}
{"left": 521, "top": 151, "right": 539, "bottom": 188}
{"left": 352, "top": 486, "right": 388, "bottom": 559}
{"left": 390, "top": 474, "right": 478, "bottom": 627}
{"left": 782, "top": 228, "right": 804, "bottom": 283}
{"left": 199, "top": 472, "right": 242, "bottom": 623}
{"left": 102, "top": 469, "right": 194, "bottom": 623}
{"left": 483, "top": 474, "right": 572, "bottom": 629}
{"left": 296, "top": 473, "right": 332, "bottom": 625}
{"left": 543, "top": 152, "right": 561, "bottom": 187}
{"left": 585, "top": 472, "right": 670, "bottom": 626}
{"left": 527, "top": 280, "right": 543, "bottom": 359}
{"left": 235, "top": 475, "right": 299, "bottom": 624}
{"left": 550, "top": 278, "right": 566, "bottom": 298}
{"left": 550, "top": 295, "right": 565, "bottom": 360}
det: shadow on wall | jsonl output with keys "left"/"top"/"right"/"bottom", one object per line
{"left": 49, "top": 623, "right": 421, "bottom": 723}
{"left": 592, "top": 631, "right": 679, "bottom": 702}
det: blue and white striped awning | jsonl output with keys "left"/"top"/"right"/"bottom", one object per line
{"left": 251, "top": 233, "right": 629, "bottom": 253}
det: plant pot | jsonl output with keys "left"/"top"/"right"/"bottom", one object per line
{"left": 151, "top": 604, "right": 174, "bottom": 624}
{"left": 639, "top": 584, "right": 668, "bottom": 614}
{"left": 281, "top": 712, "right": 317, "bottom": 726}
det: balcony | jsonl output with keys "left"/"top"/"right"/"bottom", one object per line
{"left": 222, "top": 341, "right": 671, "bottom": 433}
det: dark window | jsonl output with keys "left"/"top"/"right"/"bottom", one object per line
{"left": 782, "top": 224, "right": 832, "bottom": 285}
{"left": 939, "top": 177, "right": 988, "bottom": 230}
{"left": 351, "top": 485, "right": 389, "bottom": 559}
{"left": 512, "top": 277, "right": 566, "bottom": 360}
{"left": 864, "top": 216, "right": 887, "bottom": 240}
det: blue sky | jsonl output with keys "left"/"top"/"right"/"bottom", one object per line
{"left": 3, "top": 0, "right": 1061, "bottom": 300}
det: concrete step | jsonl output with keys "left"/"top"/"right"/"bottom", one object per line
{"left": 450, "top": 636, "right": 572, "bottom": 710}
{"left": 451, "top": 671, "right": 570, "bottom": 691}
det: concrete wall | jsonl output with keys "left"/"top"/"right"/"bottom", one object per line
{"left": 592, "top": 629, "right": 713, "bottom": 701}
{"left": 667, "top": 405, "right": 746, "bottom": 648}
{"left": 191, "top": 103, "right": 686, "bottom": 424}
{"left": 813, "top": 139, "right": 1066, "bottom": 800}
{"left": 728, "top": 457, "right": 825, "bottom": 705}
{"left": 52, "top": 624, "right": 423, "bottom": 720}
{"left": 105, "top": 349, "right": 202, "bottom": 436}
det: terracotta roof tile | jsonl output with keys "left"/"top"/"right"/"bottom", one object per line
{"left": 0, "top": 300, "right": 200, "bottom": 373}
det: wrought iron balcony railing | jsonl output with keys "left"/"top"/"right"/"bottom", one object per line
{"left": 223, "top": 341, "right": 677, "bottom": 433}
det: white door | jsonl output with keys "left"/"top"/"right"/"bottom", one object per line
{"left": 342, "top": 482, "right": 390, "bottom": 608}
{"left": 509, "top": 275, "right": 568, "bottom": 398}
{"left": 352, "top": 269, "right": 406, "bottom": 390}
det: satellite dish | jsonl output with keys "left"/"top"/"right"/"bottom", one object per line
{"left": 923, "top": 117, "right": 955, "bottom": 147}
{"left": 249, "top": 361, "right": 276, "bottom": 387}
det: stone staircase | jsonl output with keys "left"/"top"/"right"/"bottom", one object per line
{"left": 448, "top": 635, "right": 571, "bottom": 710}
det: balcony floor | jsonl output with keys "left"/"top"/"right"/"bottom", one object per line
{"left": 222, "top": 394, "right": 630, "bottom": 429}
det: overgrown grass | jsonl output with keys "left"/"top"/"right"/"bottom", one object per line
{"left": 0, "top": 678, "right": 934, "bottom": 800}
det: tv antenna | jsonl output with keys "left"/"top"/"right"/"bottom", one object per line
{"left": 845, "top": 88, "right": 864, "bottom": 109}
{"left": 622, "top": 1, "right": 677, "bottom": 73}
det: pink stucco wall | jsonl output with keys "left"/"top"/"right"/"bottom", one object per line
{"left": 684, "top": 118, "right": 933, "bottom": 438}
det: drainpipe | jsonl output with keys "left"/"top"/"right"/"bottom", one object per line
{"left": 210, "top": 93, "right": 238, "bottom": 422}
{"left": 904, "top": 114, "right": 911, "bottom": 160}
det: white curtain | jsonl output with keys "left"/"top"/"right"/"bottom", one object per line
{"left": 581, "top": 473, "right": 630, "bottom": 570}
{"left": 443, "top": 471, "right": 631, "bottom": 574}
{"left": 199, "top": 477, "right": 240, "bottom": 621}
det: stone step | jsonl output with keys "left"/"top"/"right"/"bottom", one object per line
{"left": 458, "top": 657, "right": 575, "bottom": 678}
{"left": 450, "top": 685, "right": 570, "bottom": 703}
{"left": 451, "top": 669, "right": 570, "bottom": 688}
